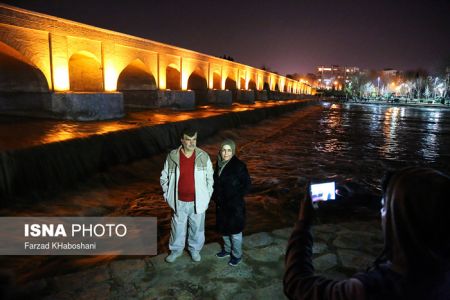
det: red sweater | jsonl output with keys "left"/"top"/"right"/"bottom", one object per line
{"left": 178, "top": 151, "right": 195, "bottom": 201}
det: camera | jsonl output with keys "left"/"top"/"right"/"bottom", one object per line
{"left": 310, "top": 181, "right": 336, "bottom": 202}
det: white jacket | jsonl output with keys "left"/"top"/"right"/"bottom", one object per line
{"left": 160, "top": 146, "right": 214, "bottom": 213}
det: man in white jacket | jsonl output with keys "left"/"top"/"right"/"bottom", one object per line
{"left": 160, "top": 127, "right": 214, "bottom": 263}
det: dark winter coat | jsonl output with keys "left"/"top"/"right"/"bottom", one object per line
{"left": 213, "top": 155, "right": 251, "bottom": 235}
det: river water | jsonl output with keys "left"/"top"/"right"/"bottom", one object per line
{"left": 1, "top": 101, "right": 450, "bottom": 283}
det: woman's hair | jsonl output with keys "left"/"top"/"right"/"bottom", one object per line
{"left": 380, "top": 167, "right": 450, "bottom": 274}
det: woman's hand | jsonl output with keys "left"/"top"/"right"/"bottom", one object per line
{"left": 299, "top": 183, "right": 315, "bottom": 223}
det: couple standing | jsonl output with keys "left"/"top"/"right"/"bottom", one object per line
{"left": 160, "top": 127, "right": 251, "bottom": 266}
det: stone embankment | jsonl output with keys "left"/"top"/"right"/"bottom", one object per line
{"left": 26, "top": 220, "right": 382, "bottom": 299}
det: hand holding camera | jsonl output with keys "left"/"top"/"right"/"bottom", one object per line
{"left": 299, "top": 180, "right": 337, "bottom": 223}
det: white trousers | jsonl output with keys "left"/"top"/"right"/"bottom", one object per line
{"left": 169, "top": 201, "right": 205, "bottom": 253}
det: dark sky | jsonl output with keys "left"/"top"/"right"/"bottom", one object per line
{"left": 2, "top": 0, "right": 450, "bottom": 75}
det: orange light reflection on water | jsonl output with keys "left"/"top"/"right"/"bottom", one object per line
{"left": 0, "top": 99, "right": 309, "bottom": 150}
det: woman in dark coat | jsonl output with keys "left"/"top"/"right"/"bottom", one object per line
{"left": 213, "top": 139, "right": 251, "bottom": 266}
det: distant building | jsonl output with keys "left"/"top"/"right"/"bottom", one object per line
{"left": 381, "top": 68, "right": 398, "bottom": 77}
{"left": 316, "top": 65, "right": 359, "bottom": 90}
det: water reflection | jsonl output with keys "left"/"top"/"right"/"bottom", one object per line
{"left": 317, "top": 103, "right": 450, "bottom": 164}
{"left": 315, "top": 103, "right": 349, "bottom": 153}
{"left": 380, "top": 107, "right": 402, "bottom": 159}
{"left": 420, "top": 111, "right": 441, "bottom": 160}
{"left": 0, "top": 100, "right": 309, "bottom": 151}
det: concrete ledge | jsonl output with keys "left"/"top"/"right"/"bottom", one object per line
{"left": 233, "top": 90, "right": 255, "bottom": 104}
{"left": 121, "top": 90, "right": 195, "bottom": 109}
{"left": 205, "top": 90, "right": 232, "bottom": 105}
{"left": 122, "top": 90, "right": 158, "bottom": 109}
{"left": 157, "top": 90, "right": 195, "bottom": 108}
{"left": 0, "top": 91, "right": 51, "bottom": 112}
{"left": 50, "top": 92, "right": 124, "bottom": 121}
{"left": 255, "top": 90, "right": 268, "bottom": 101}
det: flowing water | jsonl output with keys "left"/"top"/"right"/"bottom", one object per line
{"left": 1, "top": 101, "right": 449, "bottom": 283}
{"left": 0, "top": 100, "right": 299, "bottom": 151}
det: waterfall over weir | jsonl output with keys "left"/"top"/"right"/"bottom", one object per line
{"left": 0, "top": 99, "right": 318, "bottom": 203}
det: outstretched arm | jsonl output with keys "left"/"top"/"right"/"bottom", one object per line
{"left": 283, "top": 189, "right": 366, "bottom": 300}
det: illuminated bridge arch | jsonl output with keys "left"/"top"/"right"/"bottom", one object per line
{"left": 166, "top": 64, "right": 181, "bottom": 90}
{"left": 239, "top": 74, "right": 245, "bottom": 90}
{"left": 117, "top": 59, "right": 157, "bottom": 91}
{"left": 187, "top": 67, "right": 208, "bottom": 103}
{"left": 248, "top": 79, "right": 257, "bottom": 90}
{"left": 212, "top": 71, "right": 221, "bottom": 89}
{"left": 275, "top": 83, "right": 280, "bottom": 92}
{"left": 225, "top": 73, "right": 237, "bottom": 90}
{"left": 68, "top": 51, "right": 103, "bottom": 92}
{"left": 0, "top": 41, "right": 48, "bottom": 93}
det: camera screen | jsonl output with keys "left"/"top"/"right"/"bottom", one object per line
{"left": 310, "top": 181, "right": 336, "bottom": 202}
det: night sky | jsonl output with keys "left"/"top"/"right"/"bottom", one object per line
{"left": 2, "top": 0, "right": 449, "bottom": 75}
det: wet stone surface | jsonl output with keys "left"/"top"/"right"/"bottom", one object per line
{"left": 34, "top": 220, "right": 382, "bottom": 299}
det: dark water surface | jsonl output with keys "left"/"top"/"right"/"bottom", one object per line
{"left": 1, "top": 102, "right": 449, "bottom": 283}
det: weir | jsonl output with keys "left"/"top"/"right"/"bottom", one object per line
{"left": 0, "top": 99, "right": 318, "bottom": 203}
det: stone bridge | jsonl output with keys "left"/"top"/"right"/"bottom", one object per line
{"left": 0, "top": 4, "right": 313, "bottom": 120}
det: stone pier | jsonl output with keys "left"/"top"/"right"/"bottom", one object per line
{"left": 233, "top": 90, "right": 256, "bottom": 104}
{"left": 205, "top": 90, "right": 233, "bottom": 105}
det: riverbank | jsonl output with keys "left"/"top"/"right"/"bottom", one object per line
{"left": 14, "top": 219, "right": 382, "bottom": 299}
{"left": 342, "top": 98, "right": 450, "bottom": 109}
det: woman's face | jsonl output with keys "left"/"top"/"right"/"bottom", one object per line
{"left": 220, "top": 145, "right": 233, "bottom": 161}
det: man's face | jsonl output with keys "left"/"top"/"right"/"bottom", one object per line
{"left": 181, "top": 133, "right": 197, "bottom": 152}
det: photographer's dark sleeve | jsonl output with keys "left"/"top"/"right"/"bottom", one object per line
{"left": 284, "top": 221, "right": 366, "bottom": 300}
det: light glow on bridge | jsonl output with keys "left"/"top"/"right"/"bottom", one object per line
{"left": 53, "top": 66, "right": 70, "bottom": 91}
{"left": 104, "top": 65, "right": 118, "bottom": 92}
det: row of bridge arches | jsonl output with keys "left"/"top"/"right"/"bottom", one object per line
{"left": 0, "top": 41, "right": 298, "bottom": 96}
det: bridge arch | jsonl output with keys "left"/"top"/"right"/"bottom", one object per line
{"left": 263, "top": 75, "right": 271, "bottom": 91}
{"left": 166, "top": 64, "right": 181, "bottom": 90}
{"left": 240, "top": 77, "right": 245, "bottom": 90}
{"left": 187, "top": 67, "right": 208, "bottom": 103}
{"left": 248, "top": 79, "right": 257, "bottom": 90}
{"left": 212, "top": 71, "right": 221, "bottom": 89}
{"left": 117, "top": 59, "right": 156, "bottom": 91}
{"left": 0, "top": 41, "right": 49, "bottom": 92}
{"left": 225, "top": 72, "right": 237, "bottom": 90}
{"left": 68, "top": 51, "right": 103, "bottom": 91}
